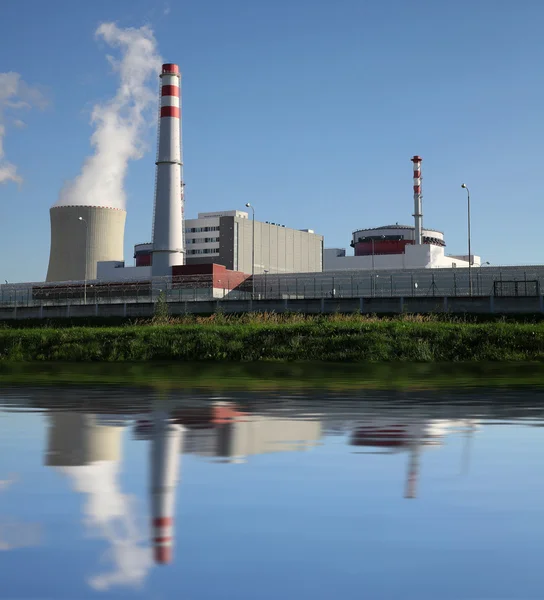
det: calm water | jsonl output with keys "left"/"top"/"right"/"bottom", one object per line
{"left": 1, "top": 386, "right": 544, "bottom": 599}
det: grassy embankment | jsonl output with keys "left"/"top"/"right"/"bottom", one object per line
{"left": 1, "top": 312, "right": 544, "bottom": 363}
{"left": 2, "top": 360, "right": 544, "bottom": 391}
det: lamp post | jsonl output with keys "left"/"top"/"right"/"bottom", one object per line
{"left": 263, "top": 269, "right": 269, "bottom": 300}
{"left": 245, "top": 203, "right": 255, "bottom": 299}
{"left": 78, "top": 216, "right": 88, "bottom": 304}
{"left": 477, "top": 261, "right": 490, "bottom": 295}
{"left": 461, "top": 184, "right": 472, "bottom": 296}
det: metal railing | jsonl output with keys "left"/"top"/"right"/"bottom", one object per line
{"left": 1, "top": 266, "right": 543, "bottom": 309}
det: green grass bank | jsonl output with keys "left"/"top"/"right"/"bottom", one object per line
{"left": 1, "top": 313, "right": 544, "bottom": 362}
{"left": 2, "top": 361, "right": 544, "bottom": 391}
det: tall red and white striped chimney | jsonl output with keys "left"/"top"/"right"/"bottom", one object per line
{"left": 150, "top": 409, "right": 185, "bottom": 565}
{"left": 151, "top": 63, "right": 185, "bottom": 277}
{"left": 411, "top": 155, "right": 423, "bottom": 245}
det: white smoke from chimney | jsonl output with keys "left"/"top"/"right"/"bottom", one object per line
{"left": 0, "top": 72, "right": 45, "bottom": 185}
{"left": 60, "top": 461, "right": 152, "bottom": 591}
{"left": 55, "top": 23, "right": 162, "bottom": 210}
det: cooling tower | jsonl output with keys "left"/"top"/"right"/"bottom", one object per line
{"left": 45, "top": 413, "right": 123, "bottom": 467}
{"left": 46, "top": 205, "right": 126, "bottom": 282}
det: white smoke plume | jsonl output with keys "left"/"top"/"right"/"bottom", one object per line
{"left": 55, "top": 23, "right": 162, "bottom": 210}
{"left": 0, "top": 72, "right": 46, "bottom": 185}
{"left": 60, "top": 461, "right": 152, "bottom": 591}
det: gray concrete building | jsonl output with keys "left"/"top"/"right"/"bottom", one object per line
{"left": 184, "top": 211, "right": 323, "bottom": 274}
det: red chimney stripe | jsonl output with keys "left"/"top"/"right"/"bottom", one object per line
{"left": 413, "top": 186, "right": 421, "bottom": 193}
{"left": 155, "top": 547, "right": 172, "bottom": 564}
{"left": 154, "top": 537, "right": 172, "bottom": 543}
{"left": 153, "top": 517, "right": 173, "bottom": 527}
{"left": 162, "top": 85, "right": 180, "bottom": 97}
{"left": 161, "top": 106, "right": 180, "bottom": 118}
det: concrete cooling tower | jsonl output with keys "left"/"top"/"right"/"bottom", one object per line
{"left": 46, "top": 205, "right": 126, "bottom": 282}
{"left": 45, "top": 413, "right": 123, "bottom": 466}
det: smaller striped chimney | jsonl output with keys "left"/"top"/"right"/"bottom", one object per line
{"left": 411, "top": 155, "right": 423, "bottom": 245}
{"left": 150, "top": 410, "right": 185, "bottom": 564}
{"left": 404, "top": 443, "right": 421, "bottom": 499}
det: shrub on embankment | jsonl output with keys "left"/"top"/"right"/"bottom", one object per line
{"left": 1, "top": 315, "right": 544, "bottom": 362}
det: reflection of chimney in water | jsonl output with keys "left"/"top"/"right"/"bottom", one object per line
{"left": 150, "top": 409, "right": 185, "bottom": 565}
{"left": 404, "top": 443, "right": 421, "bottom": 499}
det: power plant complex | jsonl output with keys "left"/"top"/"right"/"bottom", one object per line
{"left": 40, "top": 61, "right": 482, "bottom": 293}
{"left": 6, "top": 57, "right": 544, "bottom": 314}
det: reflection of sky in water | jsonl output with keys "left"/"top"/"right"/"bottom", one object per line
{"left": 0, "top": 398, "right": 544, "bottom": 599}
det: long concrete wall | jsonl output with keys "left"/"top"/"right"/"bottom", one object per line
{"left": 2, "top": 295, "right": 543, "bottom": 320}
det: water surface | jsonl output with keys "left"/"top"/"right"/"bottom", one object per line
{"left": 1, "top": 386, "right": 544, "bottom": 599}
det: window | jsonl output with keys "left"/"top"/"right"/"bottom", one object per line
{"left": 186, "top": 237, "right": 220, "bottom": 244}
{"left": 188, "top": 248, "right": 219, "bottom": 255}
{"left": 185, "top": 226, "right": 220, "bottom": 234}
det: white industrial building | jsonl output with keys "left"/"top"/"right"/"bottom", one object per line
{"left": 323, "top": 156, "right": 480, "bottom": 272}
{"left": 324, "top": 224, "right": 480, "bottom": 271}
{"left": 185, "top": 210, "right": 242, "bottom": 260}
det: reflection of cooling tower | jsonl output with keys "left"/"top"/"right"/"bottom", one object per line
{"left": 46, "top": 413, "right": 123, "bottom": 466}
{"left": 46, "top": 205, "right": 126, "bottom": 282}
{"left": 150, "top": 412, "right": 184, "bottom": 565}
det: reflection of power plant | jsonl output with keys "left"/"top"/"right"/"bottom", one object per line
{"left": 350, "top": 418, "right": 478, "bottom": 499}
{"left": 39, "top": 399, "right": 480, "bottom": 593}
{"left": 182, "top": 403, "right": 321, "bottom": 461}
{"left": 135, "top": 403, "right": 322, "bottom": 461}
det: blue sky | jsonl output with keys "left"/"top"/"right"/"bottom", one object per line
{"left": 1, "top": 0, "right": 543, "bottom": 283}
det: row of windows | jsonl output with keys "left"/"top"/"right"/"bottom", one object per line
{"left": 188, "top": 248, "right": 219, "bottom": 255}
{"left": 187, "top": 237, "right": 220, "bottom": 244}
{"left": 185, "top": 226, "right": 220, "bottom": 233}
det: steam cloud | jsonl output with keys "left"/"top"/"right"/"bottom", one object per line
{"left": 0, "top": 72, "right": 45, "bottom": 185}
{"left": 60, "top": 461, "right": 152, "bottom": 591}
{"left": 55, "top": 23, "right": 162, "bottom": 210}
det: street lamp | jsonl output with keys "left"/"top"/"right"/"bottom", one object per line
{"left": 78, "top": 216, "right": 88, "bottom": 304}
{"left": 461, "top": 184, "right": 472, "bottom": 296}
{"left": 245, "top": 203, "right": 255, "bottom": 299}
{"left": 263, "top": 269, "right": 269, "bottom": 300}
